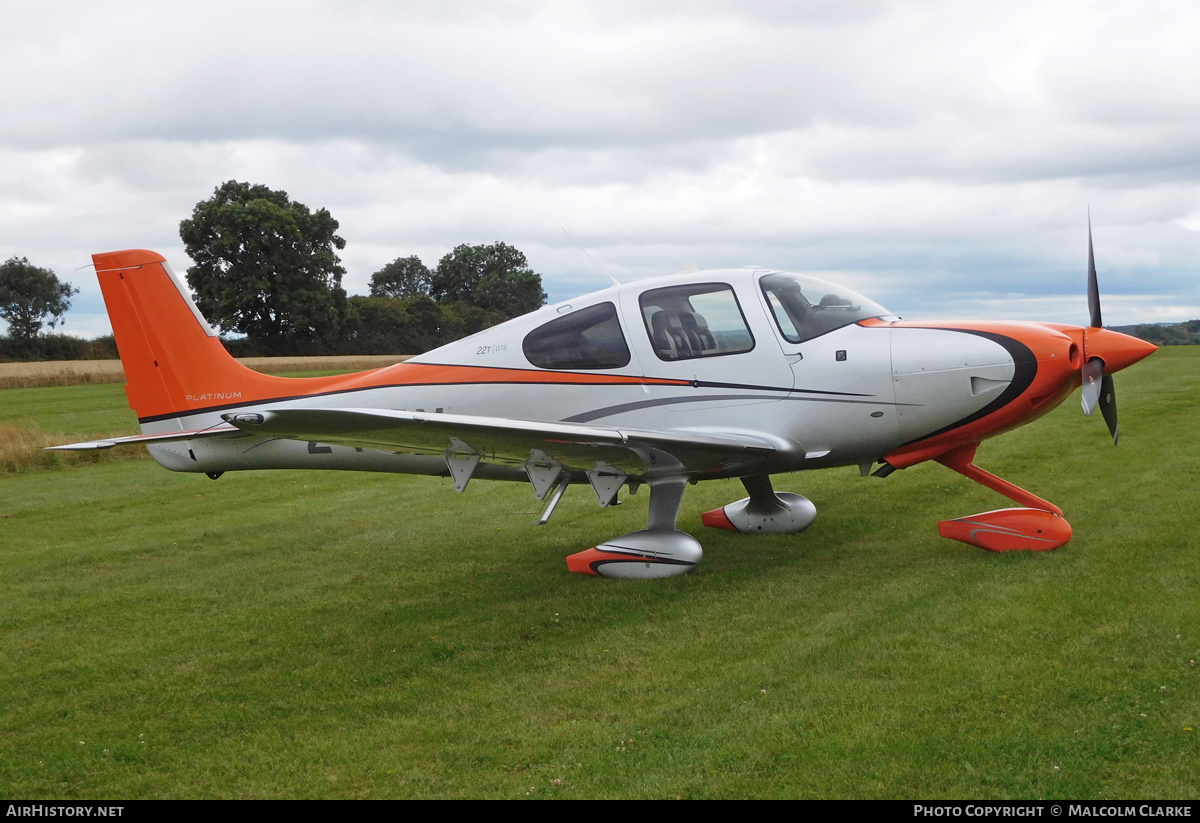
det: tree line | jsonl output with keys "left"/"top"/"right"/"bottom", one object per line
{"left": 1, "top": 180, "right": 548, "bottom": 360}
{"left": 1112, "top": 321, "right": 1200, "bottom": 347}
{"left": 10, "top": 183, "right": 1200, "bottom": 359}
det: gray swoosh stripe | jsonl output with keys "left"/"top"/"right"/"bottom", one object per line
{"left": 564, "top": 392, "right": 902, "bottom": 423}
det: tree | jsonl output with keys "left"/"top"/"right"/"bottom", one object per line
{"left": 179, "top": 180, "right": 348, "bottom": 353}
{"left": 0, "top": 257, "right": 78, "bottom": 339}
{"left": 344, "top": 294, "right": 444, "bottom": 354}
{"left": 370, "top": 255, "right": 431, "bottom": 298}
{"left": 429, "top": 242, "right": 547, "bottom": 318}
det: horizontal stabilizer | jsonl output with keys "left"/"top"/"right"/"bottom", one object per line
{"left": 47, "top": 425, "right": 242, "bottom": 451}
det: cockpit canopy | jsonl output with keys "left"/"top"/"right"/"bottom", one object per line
{"left": 519, "top": 269, "right": 892, "bottom": 371}
{"left": 759, "top": 272, "right": 890, "bottom": 343}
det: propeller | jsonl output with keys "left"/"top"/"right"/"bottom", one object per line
{"left": 1079, "top": 218, "right": 1129, "bottom": 447}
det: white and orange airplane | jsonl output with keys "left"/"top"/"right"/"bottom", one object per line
{"left": 54, "top": 231, "right": 1156, "bottom": 578}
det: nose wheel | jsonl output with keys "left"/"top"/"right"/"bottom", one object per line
{"left": 701, "top": 475, "right": 817, "bottom": 534}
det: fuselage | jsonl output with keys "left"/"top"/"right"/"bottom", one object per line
{"left": 138, "top": 266, "right": 1134, "bottom": 483}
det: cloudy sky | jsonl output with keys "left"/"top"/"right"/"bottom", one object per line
{"left": 2, "top": 0, "right": 1198, "bottom": 337}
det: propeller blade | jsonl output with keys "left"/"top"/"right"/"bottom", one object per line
{"left": 1081, "top": 356, "right": 1103, "bottom": 416}
{"left": 1099, "top": 373, "right": 1119, "bottom": 446}
{"left": 1087, "top": 217, "right": 1103, "bottom": 328}
{"left": 1079, "top": 219, "right": 1141, "bottom": 447}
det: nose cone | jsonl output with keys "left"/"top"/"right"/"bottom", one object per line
{"left": 1084, "top": 328, "right": 1158, "bottom": 374}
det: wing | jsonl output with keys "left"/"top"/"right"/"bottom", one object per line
{"left": 222, "top": 407, "right": 776, "bottom": 483}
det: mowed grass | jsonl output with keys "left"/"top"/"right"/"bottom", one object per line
{"left": 0, "top": 349, "right": 1197, "bottom": 798}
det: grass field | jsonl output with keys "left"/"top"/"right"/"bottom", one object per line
{"left": 0, "top": 349, "right": 1197, "bottom": 798}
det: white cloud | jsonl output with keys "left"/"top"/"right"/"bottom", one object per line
{"left": 1, "top": 0, "right": 1197, "bottom": 340}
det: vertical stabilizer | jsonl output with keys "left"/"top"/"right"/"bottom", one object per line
{"left": 93, "top": 249, "right": 351, "bottom": 422}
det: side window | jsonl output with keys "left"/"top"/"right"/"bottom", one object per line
{"left": 522, "top": 302, "right": 631, "bottom": 370}
{"left": 639, "top": 283, "right": 754, "bottom": 361}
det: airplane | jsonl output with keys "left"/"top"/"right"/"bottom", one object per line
{"left": 52, "top": 229, "right": 1157, "bottom": 578}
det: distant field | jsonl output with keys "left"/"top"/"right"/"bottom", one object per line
{"left": 0, "top": 348, "right": 1196, "bottom": 798}
{"left": 0, "top": 355, "right": 408, "bottom": 390}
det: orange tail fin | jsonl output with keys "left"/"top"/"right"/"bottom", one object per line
{"left": 94, "top": 249, "right": 354, "bottom": 422}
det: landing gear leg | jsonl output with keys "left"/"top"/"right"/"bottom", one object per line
{"left": 566, "top": 478, "right": 702, "bottom": 579}
{"left": 935, "top": 444, "right": 1072, "bottom": 551}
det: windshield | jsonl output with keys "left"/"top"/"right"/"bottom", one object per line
{"left": 759, "top": 272, "right": 890, "bottom": 343}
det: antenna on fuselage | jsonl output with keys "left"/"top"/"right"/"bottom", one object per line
{"left": 561, "top": 227, "right": 621, "bottom": 286}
